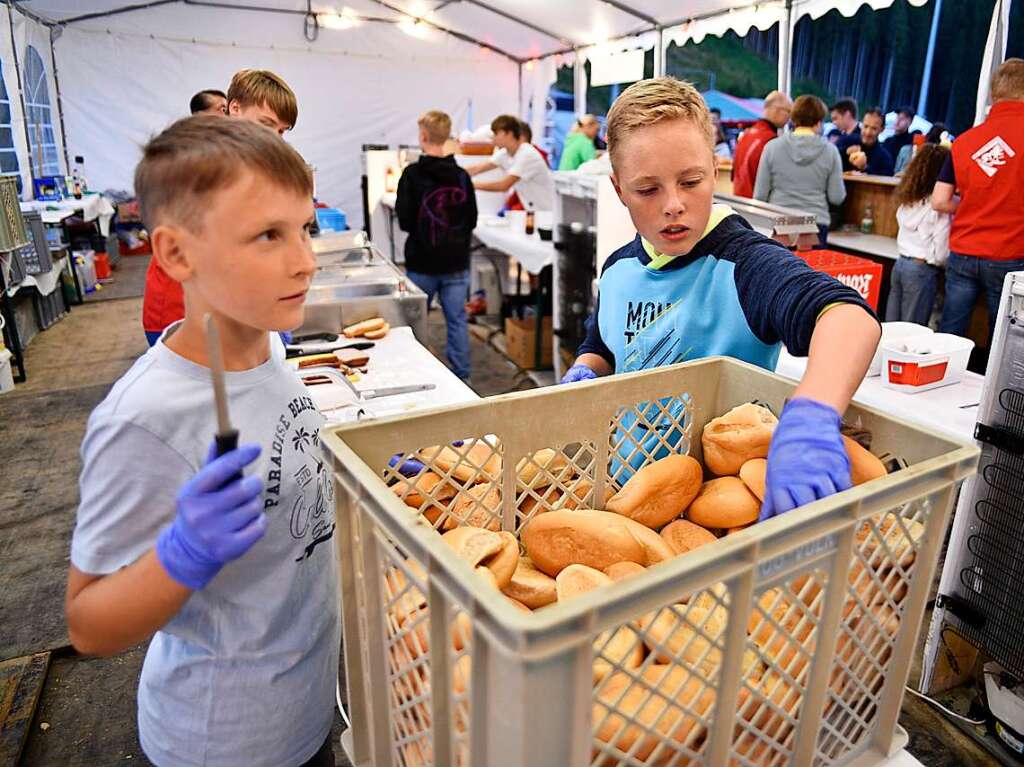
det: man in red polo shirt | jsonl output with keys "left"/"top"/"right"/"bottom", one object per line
{"left": 933, "top": 58, "right": 1024, "bottom": 344}
{"left": 732, "top": 91, "right": 792, "bottom": 198}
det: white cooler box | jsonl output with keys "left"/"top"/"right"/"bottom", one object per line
{"left": 880, "top": 333, "right": 974, "bottom": 393}
{"left": 867, "top": 322, "right": 934, "bottom": 377}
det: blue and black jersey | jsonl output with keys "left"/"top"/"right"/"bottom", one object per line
{"left": 578, "top": 206, "right": 875, "bottom": 376}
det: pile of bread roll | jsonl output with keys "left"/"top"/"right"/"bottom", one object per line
{"left": 383, "top": 403, "right": 922, "bottom": 766}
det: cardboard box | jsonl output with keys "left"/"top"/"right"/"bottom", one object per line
{"left": 797, "top": 249, "right": 883, "bottom": 310}
{"left": 504, "top": 316, "right": 552, "bottom": 369}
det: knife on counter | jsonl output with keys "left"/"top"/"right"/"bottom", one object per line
{"left": 205, "top": 314, "right": 239, "bottom": 459}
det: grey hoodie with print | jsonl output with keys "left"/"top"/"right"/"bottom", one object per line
{"left": 753, "top": 131, "right": 846, "bottom": 225}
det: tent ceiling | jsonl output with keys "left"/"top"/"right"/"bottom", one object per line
{"left": 17, "top": 0, "right": 929, "bottom": 62}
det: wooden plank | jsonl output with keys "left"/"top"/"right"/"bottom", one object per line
{"left": 0, "top": 652, "right": 51, "bottom": 767}
{"left": 842, "top": 175, "right": 900, "bottom": 238}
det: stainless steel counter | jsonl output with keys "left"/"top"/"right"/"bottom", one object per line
{"left": 299, "top": 236, "right": 427, "bottom": 340}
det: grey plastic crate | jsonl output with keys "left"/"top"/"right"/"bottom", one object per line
{"left": 18, "top": 211, "right": 53, "bottom": 274}
{"left": 33, "top": 286, "right": 66, "bottom": 330}
{"left": 323, "top": 358, "right": 979, "bottom": 767}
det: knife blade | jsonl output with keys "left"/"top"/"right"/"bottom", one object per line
{"left": 205, "top": 314, "right": 239, "bottom": 459}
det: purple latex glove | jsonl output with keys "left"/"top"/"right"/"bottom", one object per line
{"left": 760, "top": 398, "right": 851, "bottom": 521}
{"left": 156, "top": 443, "right": 266, "bottom": 590}
{"left": 389, "top": 454, "right": 426, "bottom": 478}
{"left": 561, "top": 364, "right": 598, "bottom": 384}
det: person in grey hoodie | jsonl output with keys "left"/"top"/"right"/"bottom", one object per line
{"left": 754, "top": 95, "right": 845, "bottom": 246}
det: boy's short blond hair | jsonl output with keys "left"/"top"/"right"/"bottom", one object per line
{"left": 991, "top": 58, "right": 1024, "bottom": 103}
{"left": 418, "top": 110, "right": 452, "bottom": 145}
{"left": 227, "top": 69, "right": 298, "bottom": 129}
{"left": 606, "top": 77, "right": 715, "bottom": 165}
{"left": 135, "top": 115, "right": 312, "bottom": 232}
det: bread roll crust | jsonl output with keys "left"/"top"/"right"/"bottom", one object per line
{"left": 739, "top": 458, "right": 767, "bottom": 502}
{"left": 701, "top": 403, "right": 777, "bottom": 476}
{"left": 521, "top": 509, "right": 671, "bottom": 576}
{"left": 502, "top": 557, "right": 557, "bottom": 608}
{"left": 660, "top": 519, "right": 717, "bottom": 556}
{"left": 605, "top": 454, "right": 703, "bottom": 529}
{"left": 686, "top": 477, "right": 760, "bottom": 529}
{"left": 843, "top": 436, "right": 887, "bottom": 485}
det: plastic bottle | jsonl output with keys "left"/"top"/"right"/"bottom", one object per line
{"left": 72, "top": 167, "right": 82, "bottom": 199}
{"left": 860, "top": 204, "right": 874, "bottom": 235}
{"left": 384, "top": 166, "right": 397, "bottom": 194}
{"left": 525, "top": 203, "right": 535, "bottom": 236}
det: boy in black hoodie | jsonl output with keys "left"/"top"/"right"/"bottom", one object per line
{"left": 396, "top": 110, "right": 478, "bottom": 381}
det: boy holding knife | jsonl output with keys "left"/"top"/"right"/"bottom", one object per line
{"left": 563, "top": 78, "right": 881, "bottom": 518}
{"left": 66, "top": 117, "right": 338, "bottom": 767}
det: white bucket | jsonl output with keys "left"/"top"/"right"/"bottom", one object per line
{"left": 880, "top": 333, "right": 974, "bottom": 393}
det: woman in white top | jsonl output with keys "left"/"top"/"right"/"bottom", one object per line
{"left": 886, "top": 144, "right": 951, "bottom": 326}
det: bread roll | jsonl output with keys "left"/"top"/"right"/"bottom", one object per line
{"left": 506, "top": 597, "right": 532, "bottom": 612}
{"left": 555, "top": 564, "right": 612, "bottom": 602}
{"left": 592, "top": 625, "right": 644, "bottom": 685}
{"left": 442, "top": 527, "right": 515, "bottom": 588}
{"left": 605, "top": 454, "right": 703, "bottom": 529}
{"left": 392, "top": 472, "right": 460, "bottom": 530}
{"left": 603, "top": 561, "right": 645, "bottom": 581}
{"left": 422, "top": 440, "right": 502, "bottom": 483}
{"left": 342, "top": 316, "right": 386, "bottom": 338}
{"left": 399, "top": 607, "right": 473, "bottom": 658}
{"left": 516, "top": 448, "right": 572, "bottom": 489}
{"left": 660, "top": 519, "right": 717, "bottom": 557}
{"left": 686, "top": 477, "right": 760, "bottom": 529}
{"left": 335, "top": 348, "right": 369, "bottom": 367}
{"left": 450, "top": 484, "right": 502, "bottom": 530}
{"left": 725, "top": 524, "right": 752, "bottom": 536}
{"left": 843, "top": 436, "right": 887, "bottom": 486}
{"left": 701, "top": 403, "right": 777, "bottom": 476}
{"left": 363, "top": 322, "right": 390, "bottom": 340}
{"left": 855, "top": 512, "right": 923, "bottom": 571}
{"left": 501, "top": 557, "right": 557, "bottom": 608}
{"left": 733, "top": 671, "right": 803, "bottom": 763}
{"left": 593, "top": 665, "right": 714, "bottom": 765}
{"left": 521, "top": 509, "right": 672, "bottom": 576}
{"left": 640, "top": 604, "right": 724, "bottom": 666}
{"left": 739, "top": 458, "right": 767, "bottom": 501}
{"left": 295, "top": 353, "right": 343, "bottom": 369}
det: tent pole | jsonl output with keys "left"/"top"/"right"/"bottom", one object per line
{"left": 7, "top": 4, "right": 35, "bottom": 194}
{"left": 654, "top": 26, "right": 664, "bottom": 78}
{"left": 778, "top": 0, "right": 793, "bottom": 96}
{"left": 47, "top": 26, "right": 69, "bottom": 174}
{"left": 573, "top": 48, "right": 585, "bottom": 118}
{"left": 917, "top": 0, "right": 943, "bottom": 117}
{"left": 518, "top": 61, "right": 523, "bottom": 119}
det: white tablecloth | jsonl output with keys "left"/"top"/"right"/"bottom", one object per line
{"left": 296, "top": 326, "right": 477, "bottom": 424}
{"left": 775, "top": 349, "right": 981, "bottom": 443}
{"left": 473, "top": 220, "right": 555, "bottom": 275}
{"left": 22, "top": 193, "right": 117, "bottom": 236}
{"left": 5, "top": 255, "right": 67, "bottom": 298}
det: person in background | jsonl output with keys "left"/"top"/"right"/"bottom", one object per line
{"left": 827, "top": 98, "right": 860, "bottom": 144}
{"left": 467, "top": 115, "right": 554, "bottom": 211}
{"left": 882, "top": 106, "right": 919, "bottom": 159}
{"left": 520, "top": 121, "right": 551, "bottom": 168}
{"left": 753, "top": 95, "right": 845, "bottom": 246}
{"left": 395, "top": 110, "right": 478, "bottom": 382}
{"left": 189, "top": 89, "right": 227, "bottom": 115}
{"left": 226, "top": 69, "right": 298, "bottom": 137}
{"left": 563, "top": 77, "right": 880, "bottom": 519}
{"left": 709, "top": 107, "right": 733, "bottom": 159}
{"left": 142, "top": 69, "right": 299, "bottom": 346}
{"left": 67, "top": 117, "right": 338, "bottom": 767}
{"left": 838, "top": 107, "right": 894, "bottom": 175}
{"left": 934, "top": 58, "right": 1024, "bottom": 345}
{"left": 559, "top": 114, "right": 600, "bottom": 170}
{"left": 895, "top": 122, "right": 946, "bottom": 175}
{"left": 887, "top": 144, "right": 951, "bottom": 325}
{"left": 732, "top": 90, "right": 792, "bottom": 197}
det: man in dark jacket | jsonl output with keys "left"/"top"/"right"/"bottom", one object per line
{"left": 396, "top": 110, "right": 478, "bottom": 380}
{"left": 837, "top": 107, "right": 894, "bottom": 175}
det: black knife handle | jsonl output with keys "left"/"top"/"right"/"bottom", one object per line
{"left": 215, "top": 429, "right": 243, "bottom": 485}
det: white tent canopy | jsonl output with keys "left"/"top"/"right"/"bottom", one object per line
{"left": 0, "top": 0, "right": 1005, "bottom": 226}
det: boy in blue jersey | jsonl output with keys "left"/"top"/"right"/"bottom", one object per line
{"left": 562, "top": 78, "right": 881, "bottom": 520}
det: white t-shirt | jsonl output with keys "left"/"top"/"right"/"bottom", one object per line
{"left": 72, "top": 326, "right": 340, "bottom": 767}
{"left": 492, "top": 142, "right": 554, "bottom": 211}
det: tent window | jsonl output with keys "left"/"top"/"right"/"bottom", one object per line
{"left": 23, "top": 45, "right": 60, "bottom": 177}
{"left": 0, "top": 61, "right": 20, "bottom": 186}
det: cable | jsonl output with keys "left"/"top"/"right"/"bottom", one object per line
{"left": 336, "top": 679, "right": 351, "bottom": 729}
{"left": 904, "top": 685, "right": 987, "bottom": 726}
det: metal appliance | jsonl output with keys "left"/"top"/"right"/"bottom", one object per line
{"left": 921, "top": 272, "right": 1024, "bottom": 758}
{"left": 300, "top": 234, "right": 427, "bottom": 341}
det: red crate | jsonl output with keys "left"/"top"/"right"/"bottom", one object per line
{"left": 797, "top": 249, "right": 883, "bottom": 310}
